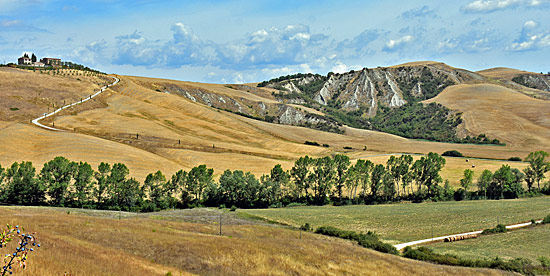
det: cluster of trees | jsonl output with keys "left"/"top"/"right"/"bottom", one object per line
{"left": 458, "top": 151, "right": 550, "bottom": 200}
{"left": 257, "top": 73, "right": 326, "bottom": 88}
{"left": 1, "top": 151, "right": 548, "bottom": 212}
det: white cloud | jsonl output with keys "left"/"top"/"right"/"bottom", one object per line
{"left": 383, "top": 35, "right": 414, "bottom": 52}
{"left": 70, "top": 40, "right": 107, "bottom": 65}
{"left": 508, "top": 20, "right": 550, "bottom": 51}
{"left": 461, "top": 0, "right": 550, "bottom": 13}
{"left": 523, "top": 20, "right": 537, "bottom": 29}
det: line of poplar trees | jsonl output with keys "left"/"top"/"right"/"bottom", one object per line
{"left": 0, "top": 151, "right": 548, "bottom": 211}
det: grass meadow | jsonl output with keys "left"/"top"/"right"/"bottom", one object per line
{"left": 240, "top": 196, "right": 550, "bottom": 245}
{"left": 428, "top": 223, "right": 550, "bottom": 263}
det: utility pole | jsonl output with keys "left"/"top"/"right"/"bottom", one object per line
{"left": 219, "top": 214, "right": 222, "bottom": 236}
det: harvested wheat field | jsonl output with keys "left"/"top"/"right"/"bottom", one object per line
{"left": 0, "top": 71, "right": 548, "bottom": 180}
{"left": 426, "top": 84, "right": 550, "bottom": 152}
{"left": 0, "top": 206, "right": 513, "bottom": 276}
{"left": 0, "top": 68, "right": 112, "bottom": 122}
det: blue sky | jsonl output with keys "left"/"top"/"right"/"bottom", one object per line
{"left": 1, "top": 0, "right": 549, "bottom": 83}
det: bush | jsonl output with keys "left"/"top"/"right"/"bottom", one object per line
{"left": 304, "top": 141, "right": 320, "bottom": 146}
{"left": 315, "top": 226, "right": 398, "bottom": 255}
{"left": 343, "top": 146, "right": 353, "bottom": 150}
{"left": 508, "top": 157, "right": 522, "bottom": 161}
{"left": 286, "top": 202, "right": 307, "bottom": 208}
{"left": 229, "top": 205, "right": 237, "bottom": 212}
{"left": 442, "top": 150, "right": 463, "bottom": 157}
{"left": 300, "top": 223, "right": 312, "bottom": 231}
{"left": 481, "top": 224, "right": 507, "bottom": 235}
{"left": 538, "top": 256, "right": 550, "bottom": 268}
{"left": 453, "top": 188, "right": 466, "bottom": 201}
{"left": 543, "top": 215, "right": 550, "bottom": 224}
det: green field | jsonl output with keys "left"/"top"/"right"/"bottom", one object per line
{"left": 240, "top": 196, "right": 550, "bottom": 244}
{"left": 428, "top": 224, "right": 550, "bottom": 263}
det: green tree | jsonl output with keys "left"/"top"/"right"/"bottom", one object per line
{"left": 311, "top": 157, "right": 335, "bottom": 205}
{"left": 186, "top": 165, "right": 214, "bottom": 202}
{"left": 370, "top": 164, "right": 385, "bottom": 199}
{"left": 72, "top": 161, "right": 94, "bottom": 207}
{"left": 382, "top": 170, "right": 395, "bottom": 201}
{"left": 40, "top": 156, "right": 76, "bottom": 206}
{"left": 489, "top": 165, "right": 514, "bottom": 199}
{"left": 2, "top": 161, "right": 44, "bottom": 205}
{"left": 266, "top": 164, "right": 289, "bottom": 204}
{"left": 93, "top": 162, "right": 111, "bottom": 208}
{"left": 524, "top": 151, "right": 550, "bottom": 191}
{"left": 477, "top": 169, "right": 492, "bottom": 198}
{"left": 411, "top": 152, "right": 446, "bottom": 197}
{"left": 170, "top": 169, "right": 189, "bottom": 205}
{"left": 290, "top": 156, "right": 313, "bottom": 199}
{"left": 107, "top": 163, "right": 130, "bottom": 209}
{"left": 143, "top": 170, "right": 168, "bottom": 209}
{"left": 349, "top": 159, "right": 373, "bottom": 200}
{"left": 118, "top": 178, "right": 143, "bottom": 211}
{"left": 523, "top": 167, "right": 536, "bottom": 193}
{"left": 333, "top": 154, "right": 350, "bottom": 201}
{"left": 460, "top": 169, "right": 474, "bottom": 192}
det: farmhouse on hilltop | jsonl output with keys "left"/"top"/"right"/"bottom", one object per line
{"left": 17, "top": 52, "right": 60, "bottom": 67}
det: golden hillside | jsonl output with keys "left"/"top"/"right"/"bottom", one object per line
{"left": 0, "top": 67, "right": 547, "bottom": 182}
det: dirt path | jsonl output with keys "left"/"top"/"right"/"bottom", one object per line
{"left": 31, "top": 76, "right": 119, "bottom": 131}
{"left": 394, "top": 219, "right": 543, "bottom": 250}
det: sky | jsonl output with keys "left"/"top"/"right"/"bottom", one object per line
{"left": 1, "top": 0, "right": 549, "bottom": 83}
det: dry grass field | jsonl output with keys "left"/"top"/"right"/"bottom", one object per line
{"left": 426, "top": 83, "right": 550, "bottom": 152}
{"left": 0, "top": 206, "right": 513, "bottom": 276}
{"left": 0, "top": 67, "right": 111, "bottom": 122}
{"left": 0, "top": 68, "right": 548, "bottom": 182}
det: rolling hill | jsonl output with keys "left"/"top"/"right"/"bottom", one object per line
{"left": 0, "top": 63, "right": 548, "bottom": 183}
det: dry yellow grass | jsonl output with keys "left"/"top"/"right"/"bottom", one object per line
{"left": 426, "top": 84, "right": 550, "bottom": 152}
{"left": 0, "top": 71, "right": 547, "bottom": 181}
{"left": 0, "top": 206, "right": 513, "bottom": 276}
{"left": 0, "top": 67, "right": 111, "bottom": 122}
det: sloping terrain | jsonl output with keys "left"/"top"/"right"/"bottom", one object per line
{"left": 0, "top": 64, "right": 547, "bottom": 182}
{"left": 426, "top": 83, "right": 550, "bottom": 152}
{"left": 478, "top": 67, "right": 550, "bottom": 100}
{"left": 0, "top": 67, "right": 112, "bottom": 122}
{"left": 1, "top": 206, "right": 512, "bottom": 276}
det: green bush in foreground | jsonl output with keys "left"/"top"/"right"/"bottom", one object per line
{"left": 314, "top": 226, "right": 398, "bottom": 255}
{"left": 543, "top": 215, "right": 550, "bottom": 224}
{"left": 481, "top": 224, "right": 507, "bottom": 235}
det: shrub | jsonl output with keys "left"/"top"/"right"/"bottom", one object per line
{"left": 286, "top": 202, "right": 307, "bottom": 208}
{"left": 229, "top": 205, "right": 237, "bottom": 212}
{"left": 304, "top": 141, "right": 320, "bottom": 146}
{"left": 538, "top": 256, "right": 550, "bottom": 268}
{"left": 314, "top": 226, "right": 398, "bottom": 255}
{"left": 442, "top": 150, "right": 463, "bottom": 157}
{"left": 543, "top": 215, "right": 550, "bottom": 224}
{"left": 218, "top": 204, "right": 226, "bottom": 209}
{"left": 453, "top": 188, "right": 466, "bottom": 201}
{"left": 322, "top": 144, "right": 330, "bottom": 147}
{"left": 508, "top": 157, "right": 522, "bottom": 161}
{"left": 481, "top": 224, "right": 507, "bottom": 235}
{"left": 343, "top": 146, "right": 353, "bottom": 150}
{"left": 300, "top": 223, "right": 312, "bottom": 231}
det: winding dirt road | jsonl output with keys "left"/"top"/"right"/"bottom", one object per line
{"left": 31, "top": 76, "right": 119, "bottom": 131}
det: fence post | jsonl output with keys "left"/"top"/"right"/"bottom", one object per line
{"left": 219, "top": 214, "right": 222, "bottom": 236}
